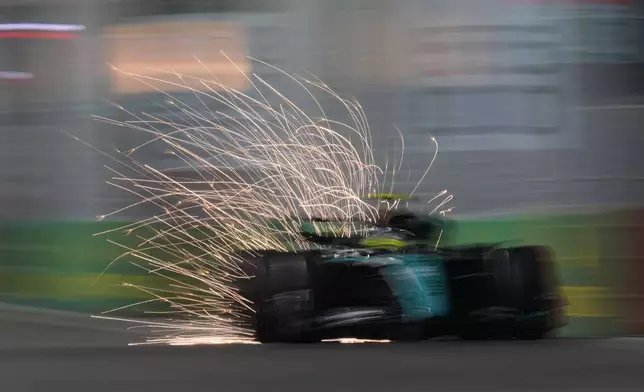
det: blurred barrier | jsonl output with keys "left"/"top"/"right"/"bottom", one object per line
{"left": 1, "top": 209, "right": 643, "bottom": 336}
{"left": 607, "top": 209, "right": 644, "bottom": 336}
{"left": 0, "top": 221, "right": 162, "bottom": 314}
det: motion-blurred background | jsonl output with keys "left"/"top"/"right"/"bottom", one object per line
{"left": 0, "top": 0, "right": 643, "bottom": 338}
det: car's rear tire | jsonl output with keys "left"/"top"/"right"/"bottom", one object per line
{"left": 235, "top": 251, "right": 270, "bottom": 307}
{"left": 244, "top": 251, "right": 319, "bottom": 343}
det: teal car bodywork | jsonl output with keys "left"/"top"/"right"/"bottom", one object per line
{"left": 299, "top": 215, "right": 453, "bottom": 321}
{"left": 244, "top": 210, "right": 567, "bottom": 343}
{"left": 322, "top": 252, "right": 451, "bottom": 320}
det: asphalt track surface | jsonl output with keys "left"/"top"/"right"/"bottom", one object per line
{"left": 1, "top": 305, "right": 644, "bottom": 392}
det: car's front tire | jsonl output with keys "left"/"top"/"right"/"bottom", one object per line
{"left": 457, "top": 245, "right": 561, "bottom": 341}
{"left": 491, "top": 246, "right": 558, "bottom": 340}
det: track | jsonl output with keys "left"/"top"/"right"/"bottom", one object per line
{"left": 3, "top": 339, "right": 644, "bottom": 391}
{"left": 1, "top": 306, "right": 643, "bottom": 392}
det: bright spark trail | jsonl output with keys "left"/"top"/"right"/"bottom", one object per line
{"left": 84, "top": 55, "right": 453, "bottom": 345}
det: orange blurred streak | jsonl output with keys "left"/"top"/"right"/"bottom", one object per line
{"left": 102, "top": 20, "right": 250, "bottom": 94}
{"left": 0, "top": 32, "right": 78, "bottom": 39}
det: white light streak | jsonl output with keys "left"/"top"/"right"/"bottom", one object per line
{"left": 0, "top": 23, "right": 86, "bottom": 32}
{"left": 322, "top": 338, "right": 391, "bottom": 344}
{"left": 0, "top": 71, "right": 34, "bottom": 80}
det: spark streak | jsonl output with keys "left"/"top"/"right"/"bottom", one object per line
{"left": 91, "top": 56, "right": 453, "bottom": 345}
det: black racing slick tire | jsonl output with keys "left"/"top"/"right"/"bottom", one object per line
{"left": 241, "top": 251, "right": 319, "bottom": 343}
{"left": 490, "top": 246, "right": 554, "bottom": 339}
{"left": 456, "top": 245, "right": 557, "bottom": 341}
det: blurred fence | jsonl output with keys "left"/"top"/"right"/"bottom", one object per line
{"left": 2, "top": 207, "right": 643, "bottom": 337}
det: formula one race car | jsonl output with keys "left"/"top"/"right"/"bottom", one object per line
{"left": 237, "top": 204, "right": 567, "bottom": 343}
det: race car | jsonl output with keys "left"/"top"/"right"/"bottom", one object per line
{"left": 236, "top": 206, "right": 567, "bottom": 343}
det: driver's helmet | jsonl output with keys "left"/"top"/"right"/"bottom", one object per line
{"left": 377, "top": 205, "right": 417, "bottom": 227}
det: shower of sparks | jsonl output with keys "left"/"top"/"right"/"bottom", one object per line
{"left": 321, "top": 338, "right": 392, "bottom": 344}
{"left": 87, "top": 55, "right": 453, "bottom": 345}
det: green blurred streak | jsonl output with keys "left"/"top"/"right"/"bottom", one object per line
{"left": 0, "top": 210, "right": 634, "bottom": 336}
